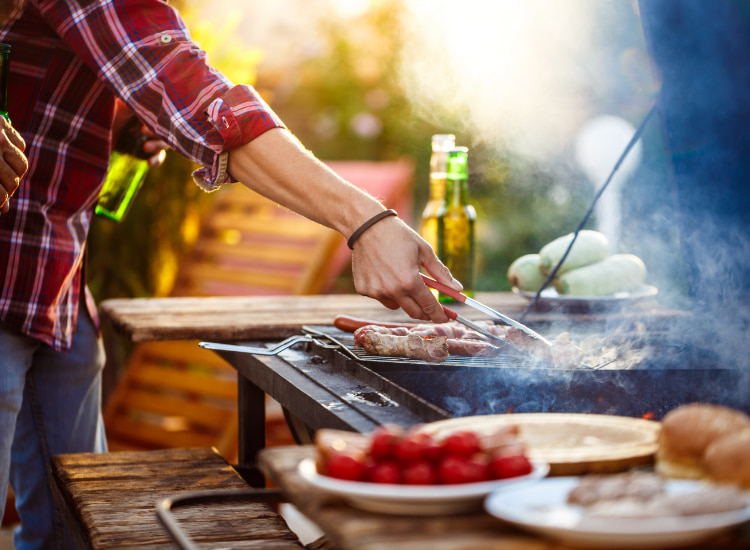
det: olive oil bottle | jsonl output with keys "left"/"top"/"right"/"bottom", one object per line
{"left": 437, "top": 147, "right": 476, "bottom": 301}
{"left": 420, "top": 134, "right": 455, "bottom": 251}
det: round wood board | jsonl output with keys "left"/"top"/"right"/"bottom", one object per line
{"left": 419, "top": 413, "right": 661, "bottom": 476}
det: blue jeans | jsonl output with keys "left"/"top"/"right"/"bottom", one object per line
{"left": 0, "top": 300, "right": 107, "bottom": 550}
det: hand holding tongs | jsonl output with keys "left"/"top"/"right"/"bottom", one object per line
{"left": 421, "top": 274, "right": 552, "bottom": 347}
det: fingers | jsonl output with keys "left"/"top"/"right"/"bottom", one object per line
{"left": 0, "top": 121, "right": 27, "bottom": 216}
{"left": 2, "top": 119, "right": 25, "bottom": 153}
{"left": 420, "top": 246, "right": 464, "bottom": 292}
{"left": 142, "top": 136, "right": 169, "bottom": 168}
{"left": 1, "top": 188, "right": 9, "bottom": 214}
{"left": 351, "top": 218, "right": 454, "bottom": 324}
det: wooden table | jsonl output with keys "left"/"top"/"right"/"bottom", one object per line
{"left": 259, "top": 445, "right": 750, "bottom": 550}
{"left": 100, "top": 292, "right": 684, "bottom": 343}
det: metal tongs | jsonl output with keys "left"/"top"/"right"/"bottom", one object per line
{"left": 421, "top": 274, "right": 553, "bottom": 348}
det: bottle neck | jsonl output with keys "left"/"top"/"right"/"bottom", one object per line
{"left": 0, "top": 47, "right": 10, "bottom": 120}
{"left": 446, "top": 176, "right": 469, "bottom": 206}
{"left": 428, "top": 172, "right": 446, "bottom": 201}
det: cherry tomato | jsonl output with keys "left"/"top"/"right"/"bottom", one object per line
{"left": 369, "top": 460, "right": 402, "bottom": 484}
{"left": 395, "top": 432, "right": 435, "bottom": 464}
{"left": 490, "top": 452, "right": 533, "bottom": 479}
{"left": 442, "top": 431, "right": 481, "bottom": 457}
{"left": 326, "top": 451, "right": 367, "bottom": 481}
{"left": 402, "top": 460, "right": 438, "bottom": 485}
{"left": 369, "top": 425, "right": 403, "bottom": 460}
{"left": 438, "top": 453, "right": 489, "bottom": 484}
{"left": 423, "top": 437, "right": 446, "bottom": 462}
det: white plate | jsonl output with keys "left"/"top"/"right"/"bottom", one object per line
{"left": 484, "top": 477, "right": 750, "bottom": 549}
{"left": 297, "top": 457, "right": 549, "bottom": 515}
{"left": 513, "top": 285, "right": 658, "bottom": 310}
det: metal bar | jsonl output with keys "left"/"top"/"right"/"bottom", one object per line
{"left": 156, "top": 488, "right": 286, "bottom": 550}
{"left": 237, "top": 372, "right": 267, "bottom": 487}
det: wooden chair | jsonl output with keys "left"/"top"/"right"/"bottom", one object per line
{"left": 102, "top": 160, "right": 415, "bottom": 463}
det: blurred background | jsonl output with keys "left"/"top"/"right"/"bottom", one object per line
{"left": 87, "top": 0, "right": 682, "bottom": 308}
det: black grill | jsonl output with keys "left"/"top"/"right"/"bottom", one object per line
{"left": 300, "top": 326, "right": 750, "bottom": 420}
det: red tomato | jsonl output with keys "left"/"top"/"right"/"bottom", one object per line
{"left": 423, "top": 437, "right": 446, "bottom": 462}
{"left": 402, "top": 460, "right": 438, "bottom": 485}
{"left": 490, "top": 452, "right": 533, "bottom": 479}
{"left": 438, "top": 454, "right": 489, "bottom": 484}
{"left": 369, "top": 460, "right": 402, "bottom": 484}
{"left": 326, "top": 451, "right": 367, "bottom": 481}
{"left": 395, "top": 432, "right": 435, "bottom": 464}
{"left": 369, "top": 425, "right": 403, "bottom": 460}
{"left": 442, "top": 431, "right": 481, "bottom": 457}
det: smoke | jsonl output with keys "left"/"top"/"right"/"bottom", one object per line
{"left": 397, "top": 0, "right": 639, "bottom": 160}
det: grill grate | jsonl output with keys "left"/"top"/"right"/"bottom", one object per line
{"left": 303, "top": 326, "right": 615, "bottom": 370}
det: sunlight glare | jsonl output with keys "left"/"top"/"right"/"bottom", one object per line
{"left": 401, "top": 0, "right": 599, "bottom": 158}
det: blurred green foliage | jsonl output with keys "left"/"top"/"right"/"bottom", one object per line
{"left": 87, "top": 0, "right": 654, "bottom": 304}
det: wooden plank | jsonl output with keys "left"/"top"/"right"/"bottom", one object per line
{"left": 126, "top": 364, "right": 237, "bottom": 400}
{"left": 104, "top": 417, "right": 219, "bottom": 449}
{"left": 109, "top": 387, "right": 234, "bottom": 427}
{"left": 134, "top": 341, "right": 235, "bottom": 369}
{"left": 51, "top": 448, "right": 303, "bottom": 549}
{"left": 100, "top": 293, "right": 687, "bottom": 343}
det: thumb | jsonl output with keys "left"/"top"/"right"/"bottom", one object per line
{"left": 420, "top": 244, "right": 464, "bottom": 292}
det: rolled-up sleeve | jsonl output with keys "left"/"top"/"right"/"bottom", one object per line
{"left": 36, "top": 0, "right": 284, "bottom": 190}
{"left": 198, "top": 85, "right": 284, "bottom": 190}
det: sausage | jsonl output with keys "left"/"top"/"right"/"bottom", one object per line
{"left": 333, "top": 315, "right": 420, "bottom": 333}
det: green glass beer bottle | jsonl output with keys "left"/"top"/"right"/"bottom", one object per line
{"left": 95, "top": 116, "right": 150, "bottom": 222}
{"left": 420, "top": 134, "right": 455, "bottom": 252}
{"left": 0, "top": 44, "right": 11, "bottom": 123}
{"left": 437, "top": 147, "right": 476, "bottom": 301}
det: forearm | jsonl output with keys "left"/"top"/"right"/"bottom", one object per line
{"left": 227, "top": 128, "right": 386, "bottom": 239}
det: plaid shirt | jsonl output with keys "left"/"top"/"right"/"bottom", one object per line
{"left": 0, "top": 0, "right": 283, "bottom": 351}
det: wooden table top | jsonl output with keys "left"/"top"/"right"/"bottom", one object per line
{"left": 259, "top": 445, "right": 750, "bottom": 550}
{"left": 99, "top": 291, "right": 685, "bottom": 343}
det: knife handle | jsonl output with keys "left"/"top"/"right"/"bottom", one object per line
{"left": 421, "top": 274, "right": 467, "bottom": 303}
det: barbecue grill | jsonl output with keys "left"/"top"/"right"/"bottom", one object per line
{"left": 204, "top": 317, "right": 750, "bottom": 467}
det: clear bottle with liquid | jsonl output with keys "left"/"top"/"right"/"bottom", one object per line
{"left": 437, "top": 146, "right": 476, "bottom": 301}
{"left": 420, "top": 134, "right": 456, "bottom": 251}
{"left": 95, "top": 115, "right": 150, "bottom": 222}
{"left": 0, "top": 43, "right": 11, "bottom": 122}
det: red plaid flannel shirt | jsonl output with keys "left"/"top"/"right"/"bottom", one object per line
{"left": 0, "top": 0, "right": 283, "bottom": 350}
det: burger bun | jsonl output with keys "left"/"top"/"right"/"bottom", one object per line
{"left": 703, "top": 427, "right": 750, "bottom": 488}
{"left": 656, "top": 403, "right": 750, "bottom": 480}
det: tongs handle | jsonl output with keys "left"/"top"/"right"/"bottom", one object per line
{"left": 421, "top": 274, "right": 468, "bottom": 304}
{"left": 422, "top": 274, "right": 552, "bottom": 347}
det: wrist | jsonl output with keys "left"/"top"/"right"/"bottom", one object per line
{"left": 347, "top": 209, "right": 398, "bottom": 250}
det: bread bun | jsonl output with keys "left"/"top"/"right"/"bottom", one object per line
{"left": 703, "top": 427, "right": 750, "bottom": 487}
{"left": 656, "top": 403, "right": 750, "bottom": 479}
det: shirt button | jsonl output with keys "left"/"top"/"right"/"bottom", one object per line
{"left": 159, "top": 33, "right": 172, "bottom": 44}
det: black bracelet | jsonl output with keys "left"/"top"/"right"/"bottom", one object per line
{"left": 347, "top": 209, "right": 398, "bottom": 250}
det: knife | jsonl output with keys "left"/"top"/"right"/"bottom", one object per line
{"left": 422, "top": 274, "right": 552, "bottom": 347}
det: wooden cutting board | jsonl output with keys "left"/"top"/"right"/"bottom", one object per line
{"left": 420, "top": 413, "right": 661, "bottom": 476}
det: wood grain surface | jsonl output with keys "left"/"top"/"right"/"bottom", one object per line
{"left": 100, "top": 292, "right": 682, "bottom": 343}
{"left": 51, "top": 447, "right": 303, "bottom": 549}
{"left": 259, "top": 445, "right": 750, "bottom": 550}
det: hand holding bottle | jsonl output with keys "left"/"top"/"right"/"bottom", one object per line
{"left": 0, "top": 116, "right": 27, "bottom": 215}
{"left": 112, "top": 100, "right": 169, "bottom": 168}
{"left": 96, "top": 100, "right": 170, "bottom": 221}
